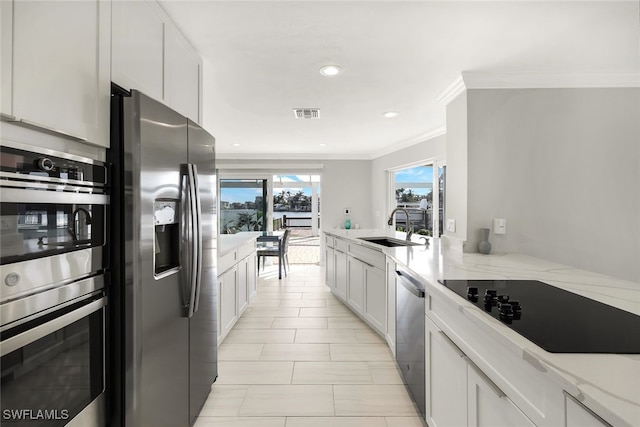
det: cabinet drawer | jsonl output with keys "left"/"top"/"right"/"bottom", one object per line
{"left": 219, "top": 249, "right": 238, "bottom": 274}
{"left": 324, "top": 234, "right": 335, "bottom": 248}
{"left": 335, "top": 237, "right": 349, "bottom": 253}
{"left": 348, "top": 242, "right": 385, "bottom": 268}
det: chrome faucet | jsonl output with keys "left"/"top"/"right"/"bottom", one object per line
{"left": 69, "top": 207, "right": 92, "bottom": 241}
{"left": 388, "top": 207, "right": 413, "bottom": 241}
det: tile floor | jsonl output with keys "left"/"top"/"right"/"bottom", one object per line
{"left": 195, "top": 264, "right": 427, "bottom": 427}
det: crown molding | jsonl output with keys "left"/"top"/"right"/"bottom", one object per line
{"left": 436, "top": 75, "right": 467, "bottom": 106}
{"left": 370, "top": 125, "right": 447, "bottom": 159}
{"left": 215, "top": 151, "right": 371, "bottom": 161}
{"left": 437, "top": 71, "right": 640, "bottom": 105}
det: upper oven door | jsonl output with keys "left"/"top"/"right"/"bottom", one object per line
{"left": 0, "top": 191, "right": 106, "bottom": 265}
{"left": 0, "top": 141, "right": 107, "bottom": 266}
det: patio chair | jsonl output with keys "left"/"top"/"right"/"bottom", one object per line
{"left": 257, "top": 228, "right": 291, "bottom": 276}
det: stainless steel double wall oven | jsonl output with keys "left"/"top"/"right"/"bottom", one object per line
{"left": 0, "top": 140, "right": 108, "bottom": 426}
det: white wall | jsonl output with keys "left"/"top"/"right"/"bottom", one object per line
{"left": 460, "top": 88, "right": 639, "bottom": 282}
{"left": 443, "top": 93, "right": 468, "bottom": 249}
{"left": 370, "top": 135, "right": 446, "bottom": 229}
{"left": 319, "top": 160, "right": 373, "bottom": 230}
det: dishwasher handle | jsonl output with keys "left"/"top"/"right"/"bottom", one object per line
{"left": 396, "top": 270, "right": 425, "bottom": 298}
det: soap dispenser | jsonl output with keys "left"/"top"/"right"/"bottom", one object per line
{"left": 344, "top": 208, "right": 351, "bottom": 229}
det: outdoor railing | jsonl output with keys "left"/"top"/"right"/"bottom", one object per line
{"left": 281, "top": 215, "right": 320, "bottom": 229}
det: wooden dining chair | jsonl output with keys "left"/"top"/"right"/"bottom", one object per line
{"left": 257, "top": 228, "right": 291, "bottom": 276}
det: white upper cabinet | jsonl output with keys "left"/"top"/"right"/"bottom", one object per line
{"left": 112, "top": 0, "right": 202, "bottom": 123}
{"left": 164, "top": 24, "right": 201, "bottom": 123}
{"left": 112, "top": 0, "right": 164, "bottom": 101}
{"left": 1, "top": 2, "right": 13, "bottom": 116}
{"left": 5, "top": 0, "right": 110, "bottom": 147}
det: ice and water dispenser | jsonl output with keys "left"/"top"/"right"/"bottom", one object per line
{"left": 153, "top": 200, "right": 180, "bottom": 276}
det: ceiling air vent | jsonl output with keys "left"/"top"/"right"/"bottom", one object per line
{"left": 293, "top": 108, "right": 320, "bottom": 119}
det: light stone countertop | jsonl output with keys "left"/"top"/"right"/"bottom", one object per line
{"left": 218, "top": 232, "right": 262, "bottom": 256}
{"left": 324, "top": 228, "right": 640, "bottom": 427}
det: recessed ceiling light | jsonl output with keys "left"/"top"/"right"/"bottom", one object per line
{"left": 319, "top": 65, "right": 342, "bottom": 77}
{"left": 383, "top": 111, "right": 399, "bottom": 118}
{"left": 319, "top": 143, "right": 327, "bottom": 147}
{"left": 232, "top": 143, "right": 240, "bottom": 147}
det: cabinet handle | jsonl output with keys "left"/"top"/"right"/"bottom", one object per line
{"left": 1, "top": 115, "right": 88, "bottom": 142}
{"left": 438, "top": 330, "right": 466, "bottom": 358}
{"left": 467, "top": 358, "right": 506, "bottom": 398}
{"left": 563, "top": 392, "right": 612, "bottom": 427}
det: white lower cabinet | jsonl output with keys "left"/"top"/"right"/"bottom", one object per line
{"left": 363, "top": 264, "right": 386, "bottom": 334}
{"left": 219, "top": 266, "right": 238, "bottom": 341}
{"left": 217, "top": 241, "right": 257, "bottom": 344}
{"left": 386, "top": 258, "right": 396, "bottom": 354}
{"left": 426, "top": 315, "right": 467, "bottom": 427}
{"left": 426, "top": 316, "right": 534, "bottom": 427}
{"left": 237, "top": 257, "right": 249, "bottom": 314}
{"left": 325, "top": 234, "right": 388, "bottom": 337}
{"left": 347, "top": 256, "right": 365, "bottom": 316}
{"left": 325, "top": 246, "right": 335, "bottom": 289}
{"left": 467, "top": 361, "right": 535, "bottom": 427}
{"left": 565, "top": 394, "right": 610, "bottom": 427}
{"left": 247, "top": 254, "right": 257, "bottom": 300}
{"left": 334, "top": 250, "right": 347, "bottom": 302}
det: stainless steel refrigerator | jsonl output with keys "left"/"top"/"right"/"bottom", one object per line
{"left": 109, "top": 88, "right": 217, "bottom": 427}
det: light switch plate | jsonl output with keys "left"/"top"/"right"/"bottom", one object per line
{"left": 446, "top": 218, "right": 456, "bottom": 232}
{"left": 494, "top": 218, "right": 507, "bottom": 234}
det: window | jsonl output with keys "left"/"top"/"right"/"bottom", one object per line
{"left": 391, "top": 161, "right": 446, "bottom": 237}
{"left": 219, "top": 179, "right": 267, "bottom": 234}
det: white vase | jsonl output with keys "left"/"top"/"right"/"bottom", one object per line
{"left": 478, "top": 228, "right": 492, "bottom": 254}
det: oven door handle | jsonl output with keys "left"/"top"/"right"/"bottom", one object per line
{"left": 0, "top": 187, "right": 108, "bottom": 205}
{"left": 0, "top": 296, "right": 106, "bottom": 357}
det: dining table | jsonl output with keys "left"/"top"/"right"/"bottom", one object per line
{"left": 256, "top": 230, "right": 285, "bottom": 279}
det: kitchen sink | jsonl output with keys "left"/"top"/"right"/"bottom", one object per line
{"left": 358, "top": 237, "right": 421, "bottom": 247}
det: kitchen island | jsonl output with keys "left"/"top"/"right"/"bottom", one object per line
{"left": 324, "top": 228, "right": 640, "bottom": 427}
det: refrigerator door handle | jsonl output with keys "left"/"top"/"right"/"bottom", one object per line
{"left": 190, "top": 163, "right": 203, "bottom": 314}
{"left": 185, "top": 164, "right": 202, "bottom": 318}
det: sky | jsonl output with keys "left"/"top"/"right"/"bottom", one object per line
{"left": 395, "top": 166, "right": 434, "bottom": 197}
{"left": 395, "top": 165, "right": 433, "bottom": 183}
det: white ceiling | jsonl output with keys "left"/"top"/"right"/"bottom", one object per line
{"left": 159, "top": 1, "right": 640, "bottom": 159}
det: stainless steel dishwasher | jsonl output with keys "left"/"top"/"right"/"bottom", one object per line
{"left": 395, "top": 267, "right": 426, "bottom": 417}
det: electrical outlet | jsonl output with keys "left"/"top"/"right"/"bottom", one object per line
{"left": 446, "top": 218, "right": 456, "bottom": 232}
{"left": 494, "top": 218, "right": 507, "bottom": 234}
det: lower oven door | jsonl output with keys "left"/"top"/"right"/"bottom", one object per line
{"left": 1, "top": 293, "right": 106, "bottom": 426}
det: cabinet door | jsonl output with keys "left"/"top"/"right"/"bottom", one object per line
{"left": 364, "top": 265, "right": 386, "bottom": 334}
{"left": 386, "top": 259, "right": 396, "bottom": 354}
{"left": 247, "top": 254, "right": 257, "bottom": 301}
{"left": 325, "top": 247, "right": 335, "bottom": 288}
{"left": 565, "top": 394, "right": 610, "bottom": 427}
{"left": 467, "top": 362, "right": 535, "bottom": 427}
{"left": 112, "top": 0, "right": 164, "bottom": 101}
{"left": 220, "top": 267, "right": 238, "bottom": 340}
{"left": 426, "top": 316, "right": 467, "bottom": 427}
{"left": 237, "top": 258, "right": 249, "bottom": 315}
{"left": 164, "top": 24, "right": 201, "bottom": 123}
{"left": 1, "top": 1, "right": 13, "bottom": 116}
{"left": 334, "top": 251, "right": 347, "bottom": 301}
{"left": 347, "top": 256, "right": 365, "bottom": 316}
{"left": 11, "top": 0, "right": 110, "bottom": 147}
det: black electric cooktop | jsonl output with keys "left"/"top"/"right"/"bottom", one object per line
{"left": 439, "top": 279, "right": 640, "bottom": 354}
